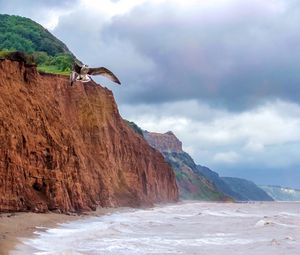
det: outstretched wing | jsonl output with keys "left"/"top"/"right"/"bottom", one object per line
{"left": 87, "top": 67, "right": 121, "bottom": 85}
{"left": 73, "top": 61, "right": 82, "bottom": 74}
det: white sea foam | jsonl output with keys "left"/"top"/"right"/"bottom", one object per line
{"left": 201, "top": 209, "right": 262, "bottom": 218}
{"left": 12, "top": 202, "right": 300, "bottom": 255}
{"left": 279, "top": 212, "right": 300, "bottom": 217}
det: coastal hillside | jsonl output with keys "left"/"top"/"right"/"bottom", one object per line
{"left": 197, "top": 166, "right": 273, "bottom": 201}
{"left": 221, "top": 178, "right": 273, "bottom": 201}
{"left": 0, "top": 14, "right": 71, "bottom": 55}
{"left": 260, "top": 185, "right": 300, "bottom": 201}
{"left": 0, "top": 59, "right": 178, "bottom": 213}
{"left": 0, "top": 14, "right": 75, "bottom": 74}
{"left": 195, "top": 165, "right": 243, "bottom": 200}
{"left": 144, "top": 131, "right": 229, "bottom": 201}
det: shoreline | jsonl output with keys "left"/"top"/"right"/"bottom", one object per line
{"left": 0, "top": 208, "right": 121, "bottom": 255}
{"left": 1, "top": 201, "right": 284, "bottom": 254}
{"left": 2, "top": 202, "right": 299, "bottom": 255}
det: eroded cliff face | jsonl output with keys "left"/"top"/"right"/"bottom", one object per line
{"left": 0, "top": 60, "right": 178, "bottom": 213}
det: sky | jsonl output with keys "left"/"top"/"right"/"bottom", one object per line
{"left": 1, "top": 0, "right": 300, "bottom": 188}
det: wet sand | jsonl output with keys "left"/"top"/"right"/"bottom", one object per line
{"left": 0, "top": 208, "right": 118, "bottom": 255}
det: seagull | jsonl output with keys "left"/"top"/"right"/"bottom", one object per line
{"left": 70, "top": 61, "right": 121, "bottom": 86}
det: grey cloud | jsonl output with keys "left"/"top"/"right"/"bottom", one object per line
{"left": 53, "top": 10, "right": 158, "bottom": 102}
{"left": 0, "top": 0, "right": 76, "bottom": 9}
{"left": 100, "top": 0, "right": 300, "bottom": 109}
{"left": 0, "top": 0, "right": 79, "bottom": 28}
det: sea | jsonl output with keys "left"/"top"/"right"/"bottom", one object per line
{"left": 11, "top": 202, "right": 300, "bottom": 255}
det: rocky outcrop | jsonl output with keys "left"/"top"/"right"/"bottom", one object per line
{"left": 0, "top": 60, "right": 178, "bottom": 213}
{"left": 144, "top": 131, "right": 230, "bottom": 201}
{"left": 144, "top": 131, "right": 182, "bottom": 153}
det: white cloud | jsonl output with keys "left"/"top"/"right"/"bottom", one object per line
{"left": 79, "top": 0, "right": 150, "bottom": 19}
{"left": 244, "top": 140, "right": 264, "bottom": 152}
{"left": 43, "top": 9, "right": 74, "bottom": 30}
{"left": 213, "top": 151, "right": 239, "bottom": 164}
{"left": 47, "top": 0, "right": 167, "bottom": 30}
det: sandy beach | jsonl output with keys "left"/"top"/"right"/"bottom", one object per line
{"left": 0, "top": 208, "right": 118, "bottom": 255}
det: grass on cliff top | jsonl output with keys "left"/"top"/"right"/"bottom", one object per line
{"left": 37, "top": 65, "right": 70, "bottom": 76}
{"left": 0, "top": 50, "right": 73, "bottom": 75}
{"left": 0, "top": 50, "right": 10, "bottom": 58}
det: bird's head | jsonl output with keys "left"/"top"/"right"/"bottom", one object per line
{"left": 81, "top": 64, "right": 89, "bottom": 73}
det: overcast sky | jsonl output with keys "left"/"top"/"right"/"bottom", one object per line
{"left": 1, "top": 0, "right": 300, "bottom": 188}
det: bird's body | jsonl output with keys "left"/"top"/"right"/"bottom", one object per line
{"left": 70, "top": 62, "right": 121, "bottom": 86}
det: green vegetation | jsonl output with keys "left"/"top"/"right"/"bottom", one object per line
{"left": 0, "top": 14, "right": 76, "bottom": 75}
{"left": 0, "top": 14, "right": 71, "bottom": 55}
{"left": 35, "top": 52, "right": 74, "bottom": 75}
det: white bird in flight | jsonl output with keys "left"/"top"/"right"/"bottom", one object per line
{"left": 70, "top": 61, "right": 121, "bottom": 86}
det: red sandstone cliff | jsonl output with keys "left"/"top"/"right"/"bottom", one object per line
{"left": 0, "top": 60, "right": 178, "bottom": 213}
{"left": 143, "top": 131, "right": 183, "bottom": 153}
